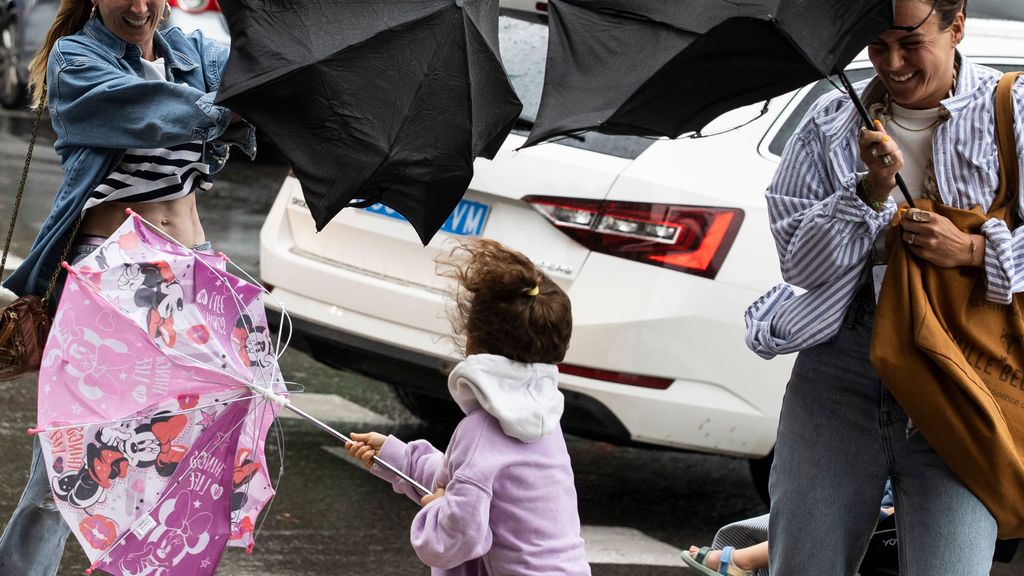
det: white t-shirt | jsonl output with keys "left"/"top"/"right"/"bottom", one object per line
{"left": 886, "top": 102, "right": 942, "bottom": 200}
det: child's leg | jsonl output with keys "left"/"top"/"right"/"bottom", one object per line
{"left": 686, "top": 541, "right": 768, "bottom": 572}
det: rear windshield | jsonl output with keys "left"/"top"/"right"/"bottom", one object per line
{"left": 499, "top": 10, "right": 657, "bottom": 159}
{"left": 971, "top": 0, "right": 1024, "bottom": 21}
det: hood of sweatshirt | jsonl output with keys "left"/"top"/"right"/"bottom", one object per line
{"left": 447, "top": 354, "right": 564, "bottom": 443}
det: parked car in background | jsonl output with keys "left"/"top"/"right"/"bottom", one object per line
{"left": 260, "top": 2, "right": 1024, "bottom": 497}
{"left": 0, "top": 0, "right": 227, "bottom": 109}
{"left": 165, "top": 0, "right": 228, "bottom": 45}
{"left": 972, "top": 0, "right": 1021, "bottom": 20}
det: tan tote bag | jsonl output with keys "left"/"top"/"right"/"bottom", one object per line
{"left": 871, "top": 72, "right": 1024, "bottom": 538}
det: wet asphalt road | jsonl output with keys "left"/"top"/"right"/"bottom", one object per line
{"left": 2, "top": 107, "right": 1021, "bottom": 576}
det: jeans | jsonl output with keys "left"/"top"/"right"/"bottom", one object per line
{"left": 768, "top": 294, "right": 998, "bottom": 576}
{"left": 0, "top": 239, "right": 214, "bottom": 575}
{"left": 0, "top": 437, "right": 72, "bottom": 576}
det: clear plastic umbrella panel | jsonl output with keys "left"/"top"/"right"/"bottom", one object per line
{"left": 33, "top": 213, "right": 287, "bottom": 575}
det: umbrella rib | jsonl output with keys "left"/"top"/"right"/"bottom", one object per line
{"left": 250, "top": 417, "right": 287, "bottom": 546}
{"left": 33, "top": 392, "right": 256, "bottom": 434}
{"left": 217, "top": 255, "right": 295, "bottom": 361}
{"left": 35, "top": 379, "right": 305, "bottom": 433}
{"left": 232, "top": 405, "right": 286, "bottom": 546}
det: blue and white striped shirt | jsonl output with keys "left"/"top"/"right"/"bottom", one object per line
{"left": 746, "top": 57, "right": 1024, "bottom": 359}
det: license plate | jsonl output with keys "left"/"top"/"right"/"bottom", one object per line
{"left": 362, "top": 199, "right": 491, "bottom": 237}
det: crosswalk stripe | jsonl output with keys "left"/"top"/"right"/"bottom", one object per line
{"left": 582, "top": 526, "right": 685, "bottom": 567}
{"left": 278, "top": 392, "right": 393, "bottom": 426}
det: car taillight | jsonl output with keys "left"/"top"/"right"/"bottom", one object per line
{"left": 559, "top": 364, "right": 673, "bottom": 389}
{"left": 168, "top": 0, "right": 221, "bottom": 13}
{"left": 523, "top": 196, "right": 743, "bottom": 279}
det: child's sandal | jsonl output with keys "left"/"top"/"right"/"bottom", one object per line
{"left": 681, "top": 545, "right": 752, "bottom": 576}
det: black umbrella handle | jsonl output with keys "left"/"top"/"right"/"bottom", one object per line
{"left": 837, "top": 72, "right": 915, "bottom": 209}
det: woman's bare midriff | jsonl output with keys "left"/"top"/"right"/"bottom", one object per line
{"left": 79, "top": 195, "right": 206, "bottom": 247}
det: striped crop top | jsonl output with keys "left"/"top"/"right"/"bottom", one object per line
{"left": 83, "top": 56, "right": 212, "bottom": 212}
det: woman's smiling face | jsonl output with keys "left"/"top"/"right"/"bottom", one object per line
{"left": 93, "top": 0, "right": 165, "bottom": 55}
{"left": 868, "top": 0, "right": 964, "bottom": 109}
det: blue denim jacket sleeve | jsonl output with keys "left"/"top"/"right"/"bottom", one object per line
{"left": 185, "top": 30, "right": 258, "bottom": 160}
{"left": 47, "top": 36, "right": 233, "bottom": 150}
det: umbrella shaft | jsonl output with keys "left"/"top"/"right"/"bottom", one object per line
{"left": 837, "top": 72, "right": 915, "bottom": 209}
{"left": 282, "top": 403, "right": 433, "bottom": 497}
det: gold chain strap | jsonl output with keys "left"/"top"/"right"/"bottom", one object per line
{"left": 41, "top": 216, "right": 83, "bottom": 306}
{"left": 0, "top": 88, "right": 47, "bottom": 284}
{"left": 0, "top": 86, "right": 83, "bottom": 305}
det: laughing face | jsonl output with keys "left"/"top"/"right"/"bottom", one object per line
{"left": 93, "top": 0, "right": 166, "bottom": 59}
{"left": 868, "top": 0, "right": 964, "bottom": 110}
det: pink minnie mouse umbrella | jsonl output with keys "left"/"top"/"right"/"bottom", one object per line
{"left": 33, "top": 212, "right": 431, "bottom": 576}
{"left": 33, "top": 212, "right": 287, "bottom": 575}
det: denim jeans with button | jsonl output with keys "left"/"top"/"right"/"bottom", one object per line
{"left": 768, "top": 294, "right": 998, "bottom": 576}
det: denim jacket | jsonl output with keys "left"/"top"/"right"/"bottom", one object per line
{"left": 3, "top": 17, "right": 255, "bottom": 297}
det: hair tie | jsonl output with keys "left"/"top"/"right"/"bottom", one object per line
{"left": 525, "top": 285, "right": 540, "bottom": 297}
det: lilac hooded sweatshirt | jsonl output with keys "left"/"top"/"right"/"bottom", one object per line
{"left": 372, "top": 354, "right": 591, "bottom": 576}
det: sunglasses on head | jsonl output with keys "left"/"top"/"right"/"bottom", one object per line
{"left": 889, "top": 0, "right": 940, "bottom": 33}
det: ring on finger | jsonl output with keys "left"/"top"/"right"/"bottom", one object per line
{"left": 908, "top": 232, "right": 917, "bottom": 245}
{"left": 881, "top": 154, "right": 895, "bottom": 167}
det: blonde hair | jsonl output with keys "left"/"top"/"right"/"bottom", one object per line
{"left": 27, "top": 0, "right": 93, "bottom": 108}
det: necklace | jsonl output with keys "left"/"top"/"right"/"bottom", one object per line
{"left": 869, "top": 58, "right": 959, "bottom": 132}
{"left": 886, "top": 109, "right": 941, "bottom": 132}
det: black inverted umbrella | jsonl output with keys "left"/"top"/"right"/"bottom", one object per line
{"left": 216, "top": 0, "right": 523, "bottom": 244}
{"left": 523, "top": 0, "right": 892, "bottom": 144}
{"left": 523, "top": 0, "right": 916, "bottom": 203}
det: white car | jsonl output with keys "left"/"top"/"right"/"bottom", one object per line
{"left": 258, "top": 5, "right": 1024, "bottom": 495}
{"left": 166, "top": 0, "right": 230, "bottom": 45}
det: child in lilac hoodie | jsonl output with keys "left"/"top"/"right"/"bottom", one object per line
{"left": 346, "top": 239, "right": 591, "bottom": 576}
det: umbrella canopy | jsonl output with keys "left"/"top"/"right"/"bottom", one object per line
{"left": 216, "top": 0, "right": 523, "bottom": 245}
{"left": 35, "top": 214, "right": 286, "bottom": 575}
{"left": 522, "top": 0, "right": 892, "bottom": 146}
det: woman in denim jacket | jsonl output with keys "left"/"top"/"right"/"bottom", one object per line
{"left": 0, "top": 0, "right": 253, "bottom": 573}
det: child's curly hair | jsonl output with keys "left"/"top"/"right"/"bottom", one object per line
{"left": 437, "top": 239, "right": 572, "bottom": 364}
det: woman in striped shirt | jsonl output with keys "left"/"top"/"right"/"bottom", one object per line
{"left": 0, "top": 1, "right": 253, "bottom": 574}
{"left": 745, "top": 1, "right": 1023, "bottom": 574}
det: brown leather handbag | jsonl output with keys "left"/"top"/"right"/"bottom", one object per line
{"left": 871, "top": 72, "right": 1024, "bottom": 537}
{"left": 0, "top": 294, "right": 52, "bottom": 380}
{"left": 0, "top": 89, "right": 70, "bottom": 381}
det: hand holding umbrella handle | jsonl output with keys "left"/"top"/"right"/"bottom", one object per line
{"left": 838, "top": 72, "right": 916, "bottom": 209}
{"left": 275, "top": 398, "right": 433, "bottom": 497}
